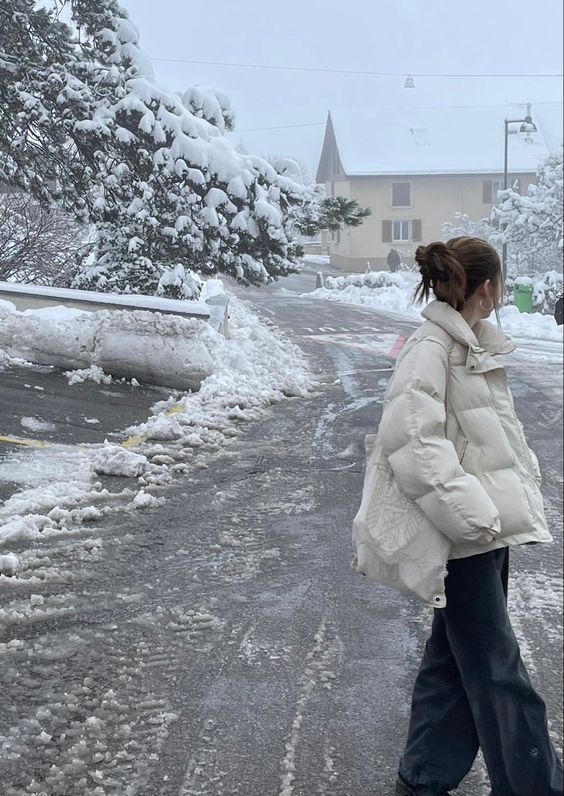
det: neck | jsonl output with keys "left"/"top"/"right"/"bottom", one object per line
{"left": 460, "top": 305, "right": 482, "bottom": 329}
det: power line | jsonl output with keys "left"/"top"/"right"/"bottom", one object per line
{"left": 234, "top": 100, "right": 563, "bottom": 134}
{"left": 237, "top": 122, "right": 325, "bottom": 132}
{"left": 151, "top": 56, "right": 563, "bottom": 79}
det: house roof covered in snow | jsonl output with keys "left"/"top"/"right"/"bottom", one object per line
{"left": 316, "top": 103, "right": 563, "bottom": 180}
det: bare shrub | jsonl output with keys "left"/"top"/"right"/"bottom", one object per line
{"left": 0, "top": 192, "right": 92, "bottom": 286}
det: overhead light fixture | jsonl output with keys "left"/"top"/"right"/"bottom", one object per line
{"left": 404, "top": 75, "right": 415, "bottom": 89}
{"left": 519, "top": 114, "right": 538, "bottom": 143}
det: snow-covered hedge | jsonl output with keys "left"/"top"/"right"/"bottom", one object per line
{"left": 325, "top": 271, "right": 418, "bottom": 291}
{"left": 309, "top": 271, "right": 421, "bottom": 317}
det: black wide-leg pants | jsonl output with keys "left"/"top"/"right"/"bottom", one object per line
{"left": 398, "top": 547, "right": 563, "bottom": 795}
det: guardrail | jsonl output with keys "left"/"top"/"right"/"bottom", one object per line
{"left": 0, "top": 282, "right": 231, "bottom": 390}
{"left": 0, "top": 281, "right": 230, "bottom": 337}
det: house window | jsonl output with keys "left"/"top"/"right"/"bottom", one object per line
{"left": 482, "top": 179, "right": 503, "bottom": 204}
{"left": 382, "top": 219, "right": 422, "bottom": 243}
{"left": 392, "top": 182, "right": 411, "bottom": 207}
{"left": 393, "top": 220, "right": 410, "bottom": 242}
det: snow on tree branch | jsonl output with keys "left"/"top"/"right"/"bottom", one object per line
{"left": 492, "top": 151, "right": 563, "bottom": 273}
{"left": 1, "top": 0, "right": 318, "bottom": 297}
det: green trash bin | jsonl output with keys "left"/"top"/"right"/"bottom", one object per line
{"left": 514, "top": 282, "right": 534, "bottom": 313}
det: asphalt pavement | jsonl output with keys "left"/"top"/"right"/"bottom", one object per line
{"left": 0, "top": 262, "right": 562, "bottom": 795}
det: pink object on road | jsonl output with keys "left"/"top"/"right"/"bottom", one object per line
{"left": 389, "top": 334, "right": 406, "bottom": 358}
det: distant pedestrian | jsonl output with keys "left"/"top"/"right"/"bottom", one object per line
{"left": 555, "top": 294, "right": 563, "bottom": 325}
{"left": 387, "top": 248, "right": 401, "bottom": 273}
{"left": 354, "top": 237, "right": 563, "bottom": 795}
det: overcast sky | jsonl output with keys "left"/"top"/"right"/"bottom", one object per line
{"left": 125, "top": 0, "right": 563, "bottom": 174}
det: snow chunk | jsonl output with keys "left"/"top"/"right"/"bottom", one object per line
{"left": 131, "top": 490, "right": 162, "bottom": 510}
{"left": 143, "top": 415, "right": 183, "bottom": 441}
{"left": 0, "top": 553, "right": 19, "bottom": 576}
{"left": 0, "top": 298, "right": 17, "bottom": 314}
{"left": 20, "top": 417, "right": 56, "bottom": 433}
{"left": 93, "top": 443, "right": 148, "bottom": 478}
{"left": 66, "top": 365, "right": 113, "bottom": 385}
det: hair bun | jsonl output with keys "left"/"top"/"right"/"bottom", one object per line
{"left": 428, "top": 250, "right": 450, "bottom": 282}
{"left": 416, "top": 244, "right": 450, "bottom": 283}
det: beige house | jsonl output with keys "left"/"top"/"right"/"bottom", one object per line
{"left": 316, "top": 106, "right": 555, "bottom": 271}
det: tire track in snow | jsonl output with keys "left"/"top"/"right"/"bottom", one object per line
{"left": 279, "top": 615, "right": 344, "bottom": 796}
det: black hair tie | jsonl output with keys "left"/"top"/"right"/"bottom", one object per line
{"left": 429, "top": 251, "right": 450, "bottom": 282}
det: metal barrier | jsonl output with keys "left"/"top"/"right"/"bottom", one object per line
{"left": 0, "top": 281, "right": 230, "bottom": 337}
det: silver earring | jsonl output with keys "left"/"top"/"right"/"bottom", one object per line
{"left": 480, "top": 299, "right": 495, "bottom": 311}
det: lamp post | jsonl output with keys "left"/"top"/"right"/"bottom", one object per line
{"left": 501, "top": 113, "right": 538, "bottom": 280}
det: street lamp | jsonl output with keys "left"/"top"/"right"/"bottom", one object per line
{"left": 501, "top": 113, "right": 538, "bottom": 280}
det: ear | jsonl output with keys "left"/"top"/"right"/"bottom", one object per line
{"left": 480, "top": 279, "right": 493, "bottom": 298}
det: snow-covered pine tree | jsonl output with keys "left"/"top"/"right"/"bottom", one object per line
{"left": 181, "top": 86, "right": 236, "bottom": 134}
{"left": 0, "top": 1, "right": 96, "bottom": 218}
{"left": 69, "top": 0, "right": 310, "bottom": 296}
{"left": 1, "top": 0, "right": 311, "bottom": 297}
{"left": 492, "top": 151, "right": 563, "bottom": 274}
{"left": 263, "top": 156, "right": 371, "bottom": 238}
{"left": 313, "top": 195, "right": 371, "bottom": 233}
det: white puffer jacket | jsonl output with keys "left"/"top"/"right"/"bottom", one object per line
{"left": 378, "top": 300, "right": 553, "bottom": 564}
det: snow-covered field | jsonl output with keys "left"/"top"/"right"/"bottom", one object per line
{"left": 304, "top": 270, "right": 564, "bottom": 347}
{"left": 0, "top": 292, "right": 317, "bottom": 584}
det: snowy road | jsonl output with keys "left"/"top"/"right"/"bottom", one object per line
{"left": 0, "top": 265, "right": 562, "bottom": 795}
{"left": 0, "top": 365, "right": 169, "bottom": 504}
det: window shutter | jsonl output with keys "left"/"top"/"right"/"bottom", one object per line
{"left": 382, "top": 220, "right": 392, "bottom": 242}
{"left": 412, "top": 219, "right": 422, "bottom": 242}
{"left": 392, "top": 182, "right": 411, "bottom": 207}
{"left": 482, "top": 180, "right": 493, "bottom": 204}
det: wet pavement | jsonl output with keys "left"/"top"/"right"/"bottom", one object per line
{"left": 0, "top": 263, "right": 562, "bottom": 795}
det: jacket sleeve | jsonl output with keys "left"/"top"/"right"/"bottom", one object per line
{"left": 378, "top": 338, "right": 501, "bottom": 546}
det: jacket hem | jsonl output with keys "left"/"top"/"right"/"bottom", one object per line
{"left": 448, "top": 530, "right": 554, "bottom": 560}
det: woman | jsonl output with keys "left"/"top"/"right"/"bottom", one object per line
{"left": 372, "top": 238, "right": 563, "bottom": 795}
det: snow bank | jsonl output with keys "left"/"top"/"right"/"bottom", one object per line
{"left": 0, "top": 306, "right": 218, "bottom": 390}
{"left": 0, "top": 293, "right": 316, "bottom": 601}
{"left": 499, "top": 304, "right": 563, "bottom": 342}
{"left": 305, "top": 271, "right": 423, "bottom": 318}
{"left": 125, "top": 295, "right": 316, "bottom": 453}
{"left": 307, "top": 269, "right": 563, "bottom": 343}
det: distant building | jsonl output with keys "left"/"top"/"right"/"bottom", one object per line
{"left": 316, "top": 104, "right": 562, "bottom": 271}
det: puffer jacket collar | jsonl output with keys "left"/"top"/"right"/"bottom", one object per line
{"left": 421, "top": 300, "right": 515, "bottom": 374}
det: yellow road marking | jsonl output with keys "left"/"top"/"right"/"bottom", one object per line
{"left": 0, "top": 435, "right": 51, "bottom": 448}
{"left": 0, "top": 433, "right": 146, "bottom": 451}
{"left": 165, "top": 404, "right": 183, "bottom": 416}
{"left": 121, "top": 434, "right": 146, "bottom": 449}
{"left": 1, "top": 406, "right": 184, "bottom": 450}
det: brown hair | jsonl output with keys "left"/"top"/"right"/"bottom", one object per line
{"left": 414, "top": 236, "right": 502, "bottom": 312}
